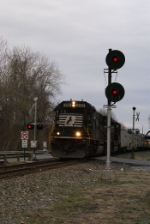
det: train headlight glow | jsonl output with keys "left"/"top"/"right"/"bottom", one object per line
{"left": 75, "top": 131, "right": 81, "bottom": 137}
{"left": 56, "top": 132, "right": 60, "bottom": 135}
{"left": 72, "top": 101, "right": 76, "bottom": 107}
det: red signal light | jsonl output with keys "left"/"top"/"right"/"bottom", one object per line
{"left": 112, "top": 89, "right": 118, "bottom": 95}
{"left": 27, "top": 124, "right": 34, "bottom": 130}
{"left": 113, "top": 56, "right": 118, "bottom": 62}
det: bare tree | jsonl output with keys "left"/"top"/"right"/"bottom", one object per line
{"left": 0, "top": 42, "right": 64, "bottom": 150}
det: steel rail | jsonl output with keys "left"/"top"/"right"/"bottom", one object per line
{"left": 0, "top": 159, "right": 79, "bottom": 179}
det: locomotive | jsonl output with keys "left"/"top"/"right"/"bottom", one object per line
{"left": 50, "top": 100, "right": 127, "bottom": 158}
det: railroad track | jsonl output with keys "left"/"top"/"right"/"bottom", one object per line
{"left": 0, "top": 159, "right": 80, "bottom": 179}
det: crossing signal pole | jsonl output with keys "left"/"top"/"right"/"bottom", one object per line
{"left": 33, "top": 97, "right": 38, "bottom": 144}
{"left": 104, "top": 49, "right": 125, "bottom": 170}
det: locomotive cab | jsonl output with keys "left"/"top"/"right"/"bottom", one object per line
{"left": 50, "top": 100, "right": 121, "bottom": 158}
{"left": 50, "top": 100, "right": 105, "bottom": 158}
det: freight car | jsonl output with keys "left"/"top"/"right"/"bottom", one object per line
{"left": 120, "top": 128, "right": 146, "bottom": 151}
{"left": 50, "top": 100, "right": 121, "bottom": 158}
{"left": 144, "top": 130, "right": 150, "bottom": 148}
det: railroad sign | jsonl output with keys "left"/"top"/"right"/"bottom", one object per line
{"left": 22, "top": 140, "right": 28, "bottom": 148}
{"left": 21, "top": 131, "right": 29, "bottom": 140}
{"left": 30, "top": 140, "right": 37, "bottom": 148}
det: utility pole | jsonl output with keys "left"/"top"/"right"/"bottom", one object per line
{"left": 34, "top": 97, "right": 38, "bottom": 142}
{"left": 33, "top": 97, "right": 38, "bottom": 157}
{"left": 131, "top": 107, "right": 136, "bottom": 158}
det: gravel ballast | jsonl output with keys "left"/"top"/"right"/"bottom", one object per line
{"left": 0, "top": 155, "right": 149, "bottom": 224}
{"left": 0, "top": 160, "right": 131, "bottom": 224}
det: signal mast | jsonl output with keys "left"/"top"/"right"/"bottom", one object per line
{"left": 104, "top": 49, "right": 125, "bottom": 170}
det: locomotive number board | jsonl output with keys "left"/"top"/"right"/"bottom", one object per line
{"left": 63, "top": 103, "right": 85, "bottom": 107}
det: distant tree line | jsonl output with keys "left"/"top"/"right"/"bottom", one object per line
{"left": 0, "top": 37, "right": 64, "bottom": 151}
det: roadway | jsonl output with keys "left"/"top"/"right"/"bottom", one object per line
{"left": 0, "top": 151, "right": 56, "bottom": 163}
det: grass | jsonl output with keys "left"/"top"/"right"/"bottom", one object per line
{"left": 116, "top": 150, "right": 150, "bottom": 161}
{"left": 23, "top": 169, "right": 150, "bottom": 224}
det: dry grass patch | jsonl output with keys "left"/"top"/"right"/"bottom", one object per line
{"left": 116, "top": 150, "right": 150, "bottom": 161}
{"left": 23, "top": 169, "right": 150, "bottom": 224}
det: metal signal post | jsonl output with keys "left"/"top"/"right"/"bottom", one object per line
{"left": 106, "top": 63, "right": 112, "bottom": 170}
{"left": 105, "top": 49, "right": 125, "bottom": 170}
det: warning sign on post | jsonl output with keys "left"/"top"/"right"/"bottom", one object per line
{"left": 21, "top": 131, "right": 29, "bottom": 140}
{"left": 22, "top": 140, "right": 28, "bottom": 148}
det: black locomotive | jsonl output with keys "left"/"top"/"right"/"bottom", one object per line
{"left": 50, "top": 100, "right": 121, "bottom": 158}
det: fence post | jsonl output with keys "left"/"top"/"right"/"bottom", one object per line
{"left": 4, "top": 154, "right": 7, "bottom": 165}
{"left": 28, "top": 153, "right": 31, "bottom": 161}
{"left": 17, "top": 153, "right": 20, "bottom": 162}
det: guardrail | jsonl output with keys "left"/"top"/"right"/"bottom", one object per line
{"left": 0, "top": 152, "right": 33, "bottom": 165}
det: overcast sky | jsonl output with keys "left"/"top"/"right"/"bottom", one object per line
{"left": 1, "top": 0, "right": 150, "bottom": 133}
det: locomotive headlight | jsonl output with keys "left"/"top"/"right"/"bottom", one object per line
{"left": 72, "top": 101, "right": 76, "bottom": 107}
{"left": 56, "top": 131, "right": 60, "bottom": 135}
{"left": 75, "top": 131, "right": 81, "bottom": 137}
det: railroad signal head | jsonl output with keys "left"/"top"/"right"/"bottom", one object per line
{"left": 27, "top": 123, "right": 34, "bottom": 130}
{"left": 105, "top": 82, "right": 125, "bottom": 102}
{"left": 37, "top": 123, "right": 45, "bottom": 130}
{"left": 106, "top": 50, "right": 125, "bottom": 70}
